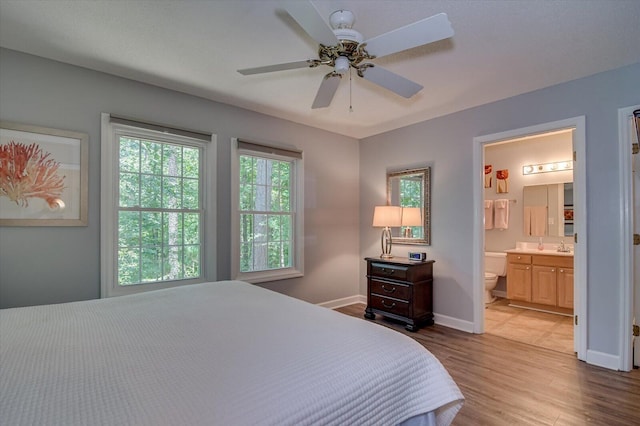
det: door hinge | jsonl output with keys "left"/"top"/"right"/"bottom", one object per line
{"left": 634, "top": 324, "right": 639, "bottom": 337}
{"left": 573, "top": 150, "right": 577, "bottom": 161}
{"left": 633, "top": 143, "right": 639, "bottom": 155}
{"left": 575, "top": 315, "right": 578, "bottom": 326}
{"left": 634, "top": 234, "right": 640, "bottom": 246}
{"left": 574, "top": 233, "right": 578, "bottom": 244}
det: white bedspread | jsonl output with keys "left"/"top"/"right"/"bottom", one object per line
{"left": 0, "top": 281, "right": 463, "bottom": 425}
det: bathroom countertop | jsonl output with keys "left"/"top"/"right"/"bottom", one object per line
{"left": 504, "top": 248, "right": 573, "bottom": 257}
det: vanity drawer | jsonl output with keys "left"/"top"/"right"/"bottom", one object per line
{"left": 370, "top": 279, "right": 410, "bottom": 301}
{"left": 370, "top": 263, "right": 408, "bottom": 280}
{"left": 531, "top": 255, "right": 573, "bottom": 268}
{"left": 369, "top": 294, "right": 410, "bottom": 317}
{"left": 507, "top": 253, "right": 532, "bottom": 264}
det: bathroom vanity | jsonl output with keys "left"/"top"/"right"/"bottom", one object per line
{"left": 505, "top": 248, "right": 573, "bottom": 315}
{"left": 364, "top": 257, "right": 434, "bottom": 331}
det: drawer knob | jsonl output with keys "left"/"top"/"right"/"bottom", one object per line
{"left": 382, "top": 268, "right": 395, "bottom": 275}
{"left": 381, "top": 300, "right": 396, "bottom": 309}
{"left": 381, "top": 285, "right": 396, "bottom": 293}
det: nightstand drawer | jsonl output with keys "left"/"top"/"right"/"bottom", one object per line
{"left": 369, "top": 294, "right": 409, "bottom": 317}
{"left": 370, "top": 279, "right": 410, "bottom": 301}
{"left": 370, "top": 262, "right": 408, "bottom": 280}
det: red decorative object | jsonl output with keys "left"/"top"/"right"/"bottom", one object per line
{"left": 496, "top": 169, "right": 509, "bottom": 180}
{"left": 0, "top": 141, "right": 66, "bottom": 208}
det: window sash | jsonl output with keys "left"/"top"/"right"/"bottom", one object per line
{"left": 232, "top": 138, "right": 303, "bottom": 283}
{"left": 101, "top": 113, "right": 216, "bottom": 298}
{"left": 115, "top": 134, "right": 204, "bottom": 286}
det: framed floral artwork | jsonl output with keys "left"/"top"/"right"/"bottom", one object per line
{"left": 484, "top": 164, "right": 492, "bottom": 188}
{"left": 496, "top": 169, "right": 509, "bottom": 193}
{"left": 0, "top": 121, "right": 88, "bottom": 226}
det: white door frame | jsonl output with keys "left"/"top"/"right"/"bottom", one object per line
{"left": 472, "top": 116, "right": 587, "bottom": 361}
{"left": 618, "top": 104, "right": 639, "bottom": 371}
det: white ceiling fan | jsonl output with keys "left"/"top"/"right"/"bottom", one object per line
{"left": 238, "top": 1, "right": 454, "bottom": 109}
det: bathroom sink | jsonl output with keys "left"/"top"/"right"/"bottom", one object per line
{"left": 505, "top": 241, "right": 573, "bottom": 256}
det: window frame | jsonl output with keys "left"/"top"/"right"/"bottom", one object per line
{"left": 100, "top": 113, "right": 216, "bottom": 298}
{"left": 231, "top": 138, "right": 304, "bottom": 283}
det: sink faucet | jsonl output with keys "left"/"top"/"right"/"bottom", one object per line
{"left": 557, "top": 240, "right": 570, "bottom": 252}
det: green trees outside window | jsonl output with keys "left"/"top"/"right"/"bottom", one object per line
{"left": 117, "top": 136, "right": 202, "bottom": 285}
{"left": 239, "top": 154, "right": 293, "bottom": 273}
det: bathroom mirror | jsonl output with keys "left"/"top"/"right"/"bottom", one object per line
{"left": 387, "top": 167, "right": 431, "bottom": 245}
{"left": 522, "top": 182, "right": 573, "bottom": 237}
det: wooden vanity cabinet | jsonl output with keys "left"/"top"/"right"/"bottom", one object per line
{"left": 507, "top": 253, "right": 574, "bottom": 313}
{"left": 506, "top": 254, "right": 531, "bottom": 302}
{"left": 531, "top": 265, "right": 557, "bottom": 305}
{"left": 557, "top": 267, "right": 574, "bottom": 308}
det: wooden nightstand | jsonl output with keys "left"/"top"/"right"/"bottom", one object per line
{"left": 364, "top": 257, "right": 434, "bottom": 331}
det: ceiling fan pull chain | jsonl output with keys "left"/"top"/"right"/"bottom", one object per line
{"left": 349, "top": 67, "right": 354, "bottom": 113}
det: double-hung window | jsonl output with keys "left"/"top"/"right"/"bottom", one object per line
{"left": 101, "top": 114, "right": 216, "bottom": 297}
{"left": 231, "top": 139, "right": 304, "bottom": 283}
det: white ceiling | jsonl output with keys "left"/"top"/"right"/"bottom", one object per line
{"left": 1, "top": 0, "right": 639, "bottom": 139}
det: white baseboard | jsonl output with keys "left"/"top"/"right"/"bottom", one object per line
{"left": 321, "top": 296, "right": 475, "bottom": 335}
{"left": 318, "top": 294, "right": 366, "bottom": 309}
{"left": 434, "top": 313, "right": 474, "bottom": 333}
{"left": 586, "top": 349, "right": 620, "bottom": 371}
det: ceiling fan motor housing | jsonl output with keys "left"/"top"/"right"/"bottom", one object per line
{"left": 329, "top": 10, "right": 355, "bottom": 29}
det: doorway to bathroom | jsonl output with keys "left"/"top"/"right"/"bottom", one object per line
{"left": 472, "top": 117, "right": 587, "bottom": 361}
{"left": 483, "top": 129, "right": 574, "bottom": 354}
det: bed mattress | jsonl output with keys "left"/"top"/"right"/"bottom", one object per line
{"left": 0, "top": 280, "right": 463, "bottom": 425}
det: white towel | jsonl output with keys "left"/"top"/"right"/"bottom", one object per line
{"left": 494, "top": 199, "right": 509, "bottom": 230}
{"left": 523, "top": 205, "right": 547, "bottom": 236}
{"left": 523, "top": 206, "right": 532, "bottom": 235}
{"left": 484, "top": 200, "right": 494, "bottom": 230}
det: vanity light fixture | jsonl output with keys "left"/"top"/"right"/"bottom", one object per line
{"left": 522, "top": 160, "right": 573, "bottom": 175}
{"left": 372, "top": 205, "right": 402, "bottom": 258}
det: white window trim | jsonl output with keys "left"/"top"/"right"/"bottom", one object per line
{"left": 100, "top": 113, "right": 217, "bottom": 298}
{"left": 231, "top": 138, "right": 304, "bottom": 283}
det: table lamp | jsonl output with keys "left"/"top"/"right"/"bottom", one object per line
{"left": 372, "top": 205, "right": 402, "bottom": 258}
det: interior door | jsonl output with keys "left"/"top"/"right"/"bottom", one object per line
{"left": 633, "top": 109, "right": 639, "bottom": 368}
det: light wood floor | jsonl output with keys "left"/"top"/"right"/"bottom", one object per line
{"left": 334, "top": 304, "right": 640, "bottom": 425}
{"left": 485, "top": 298, "right": 574, "bottom": 354}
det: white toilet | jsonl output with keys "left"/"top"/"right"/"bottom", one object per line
{"left": 484, "top": 252, "right": 507, "bottom": 304}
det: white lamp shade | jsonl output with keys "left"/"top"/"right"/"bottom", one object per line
{"left": 372, "top": 205, "right": 402, "bottom": 227}
{"left": 401, "top": 207, "right": 422, "bottom": 226}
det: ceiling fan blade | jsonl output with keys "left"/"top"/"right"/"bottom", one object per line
{"left": 283, "top": 0, "right": 339, "bottom": 47}
{"left": 361, "top": 66, "right": 423, "bottom": 98}
{"left": 312, "top": 73, "right": 341, "bottom": 109}
{"left": 363, "top": 13, "right": 454, "bottom": 59}
{"left": 238, "top": 60, "right": 314, "bottom": 75}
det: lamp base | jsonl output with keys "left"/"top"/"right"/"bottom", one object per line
{"left": 380, "top": 227, "right": 394, "bottom": 259}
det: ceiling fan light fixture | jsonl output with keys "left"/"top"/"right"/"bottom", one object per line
{"left": 334, "top": 56, "right": 350, "bottom": 74}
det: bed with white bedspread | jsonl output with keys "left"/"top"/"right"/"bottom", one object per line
{"left": 0, "top": 280, "right": 463, "bottom": 425}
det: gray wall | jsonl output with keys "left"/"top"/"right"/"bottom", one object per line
{"left": 0, "top": 48, "right": 360, "bottom": 308}
{"left": 360, "top": 61, "right": 640, "bottom": 358}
